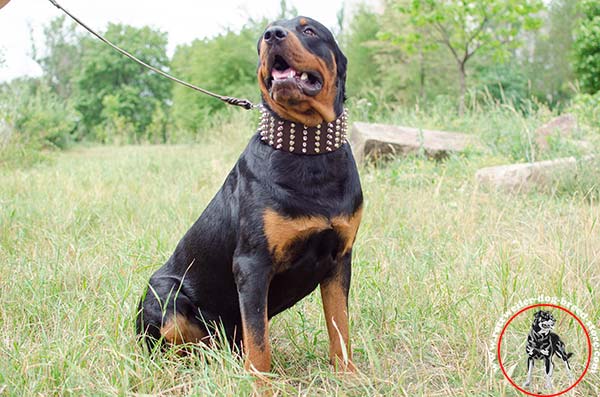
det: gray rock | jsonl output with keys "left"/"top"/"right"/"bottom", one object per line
{"left": 475, "top": 155, "right": 595, "bottom": 192}
{"left": 350, "top": 122, "right": 480, "bottom": 162}
{"left": 534, "top": 114, "right": 578, "bottom": 150}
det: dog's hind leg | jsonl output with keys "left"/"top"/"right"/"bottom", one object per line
{"left": 556, "top": 341, "right": 574, "bottom": 382}
{"left": 523, "top": 357, "right": 534, "bottom": 388}
{"left": 563, "top": 359, "right": 573, "bottom": 382}
{"left": 136, "top": 275, "right": 210, "bottom": 353}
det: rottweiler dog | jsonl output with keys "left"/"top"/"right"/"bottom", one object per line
{"left": 136, "top": 16, "right": 362, "bottom": 374}
{"left": 523, "top": 310, "right": 574, "bottom": 389}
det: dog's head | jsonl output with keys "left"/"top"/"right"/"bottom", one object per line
{"left": 532, "top": 310, "right": 556, "bottom": 335}
{"left": 257, "top": 16, "right": 347, "bottom": 127}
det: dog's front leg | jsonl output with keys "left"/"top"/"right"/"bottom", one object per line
{"left": 234, "top": 254, "right": 272, "bottom": 374}
{"left": 320, "top": 252, "right": 356, "bottom": 372}
{"left": 523, "top": 357, "right": 534, "bottom": 387}
{"left": 544, "top": 357, "right": 554, "bottom": 390}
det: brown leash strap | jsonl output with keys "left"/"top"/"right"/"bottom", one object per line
{"left": 47, "top": 0, "right": 256, "bottom": 110}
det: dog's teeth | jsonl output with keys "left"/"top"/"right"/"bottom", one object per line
{"left": 300, "top": 72, "right": 308, "bottom": 81}
{"left": 290, "top": 70, "right": 296, "bottom": 78}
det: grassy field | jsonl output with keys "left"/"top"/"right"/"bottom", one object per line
{"left": 1, "top": 111, "right": 599, "bottom": 396}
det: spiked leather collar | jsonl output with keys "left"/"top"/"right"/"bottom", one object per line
{"left": 258, "top": 106, "right": 348, "bottom": 155}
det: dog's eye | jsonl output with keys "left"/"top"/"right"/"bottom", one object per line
{"left": 303, "top": 27, "right": 317, "bottom": 37}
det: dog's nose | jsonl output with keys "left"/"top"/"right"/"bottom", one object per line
{"left": 263, "top": 26, "right": 288, "bottom": 44}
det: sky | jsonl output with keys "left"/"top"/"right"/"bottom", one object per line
{"left": 0, "top": 0, "right": 372, "bottom": 82}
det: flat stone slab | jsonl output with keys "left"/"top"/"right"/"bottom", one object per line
{"left": 535, "top": 114, "right": 577, "bottom": 149}
{"left": 476, "top": 155, "right": 595, "bottom": 192}
{"left": 534, "top": 114, "right": 593, "bottom": 152}
{"left": 350, "top": 122, "right": 480, "bottom": 162}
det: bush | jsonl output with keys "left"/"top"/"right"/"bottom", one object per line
{"left": 567, "top": 92, "right": 600, "bottom": 133}
{"left": 170, "top": 23, "right": 263, "bottom": 134}
{"left": 472, "top": 62, "right": 530, "bottom": 110}
{"left": 0, "top": 79, "right": 78, "bottom": 149}
{"left": 74, "top": 24, "right": 171, "bottom": 139}
{"left": 573, "top": 0, "right": 600, "bottom": 94}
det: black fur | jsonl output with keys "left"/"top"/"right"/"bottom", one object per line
{"left": 523, "top": 310, "right": 574, "bottom": 389}
{"left": 136, "top": 17, "right": 362, "bottom": 361}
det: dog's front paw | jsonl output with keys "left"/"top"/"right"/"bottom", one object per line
{"left": 526, "top": 346, "right": 533, "bottom": 355}
{"left": 330, "top": 356, "right": 358, "bottom": 374}
{"left": 522, "top": 379, "right": 531, "bottom": 388}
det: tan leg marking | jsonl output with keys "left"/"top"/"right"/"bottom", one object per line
{"left": 242, "top": 313, "right": 271, "bottom": 374}
{"left": 320, "top": 278, "right": 356, "bottom": 372}
{"left": 160, "top": 314, "right": 208, "bottom": 346}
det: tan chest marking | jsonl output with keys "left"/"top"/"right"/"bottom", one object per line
{"left": 332, "top": 206, "right": 363, "bottom": 256}
{"left": 263, "top": 207, "right": 363, "bottom": 264}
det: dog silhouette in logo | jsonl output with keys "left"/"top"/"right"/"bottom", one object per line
{"left": 523, "top": 310, "right": 574, "bottom": 390}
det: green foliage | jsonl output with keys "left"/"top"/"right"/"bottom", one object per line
{"left": 574, "top": 0, "right": 600, "bottom": 94}
{"left": 33, "top": 16, "right": 82, "bottom": 99}
{"left": 1, "top": 1, "right": 592, "bottom": 158}
{"left": 0, "top": 78, "right": 77, "bottom": 168}
{"left": 343, "top": 5, "right": 381, "bottom": 98}
{"left": 395, "top": 0, "right": 543, "bottom": 61}
{"left": 522, "top": 0, "right": 580, "bottom": 107}
{"left": 0, "top": 78, "right": 78, "bottom": 150}
{"left": 472, "top": 61, "right": 530, "bottom": 108}
{"left": 74, "top": 23, "right": 171, "bottom": 140}
{"left": 170, "top": 24, "right": 262, "bottom": 133}
{"left": 351, "top": 93, "right": 589, "bottom": 163}
{"left": 387, "top": 0, "right": 544, "bottom": 114}
{"left": 376, "top": 1, "right": 458, "bottom": 104}
{"left": 567, "top": 92, "right": 600, "bottom": 132}
{"left": 277, "top": 0, "right": 298, "bottom": 19}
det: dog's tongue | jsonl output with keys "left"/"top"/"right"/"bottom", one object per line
{"left": 272, "top": 68, "right": 296, "bottom": 80}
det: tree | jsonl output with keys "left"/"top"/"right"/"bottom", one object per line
{"left": 170, "top": 24, "right": 261, "bottom": 133}
{"left": 74, "top": 23, "right": 171, "bottom": 140}
{"left": 0, "top": 77, "right": 78, "bottom": 149}
{"left": 277, "top": 0, "right": 298, "bottom": 20}
{"left": 522, "top": 0, "right": 580, "bottom": 107}
{"left": 343, "top": 6, "right": 382, "bottom": 98}
{"left": 574, "top": 0, "right": 600, "bottom": 94}
{"left": 392, "top": 0, "right": 543, "bottom": 114}
{"left": 378, "top": 0, "right": 455, "bottom": 104}
{"left": 33, "top": 16, "right": 82, "bottom": 99}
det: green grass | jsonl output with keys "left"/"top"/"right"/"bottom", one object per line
{"left": 0, "top": 111, "right": 599, "bottom": 396}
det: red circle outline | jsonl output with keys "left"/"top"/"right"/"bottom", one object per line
{"left": 496, "top": 303, "right": 592, "bottom": 396}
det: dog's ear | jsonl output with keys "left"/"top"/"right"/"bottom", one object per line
{"left": 534, "top": 310, "right": 542, "bottom": 319}
{"left": 333, "top": 46, "right": 347, "bottom": 116}
{"left": 257, "top": 31, "right": 264, "bottom": 55}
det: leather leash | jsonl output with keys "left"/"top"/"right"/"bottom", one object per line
{"left": 47, "top": 0, "right": 256, "bottom": 110}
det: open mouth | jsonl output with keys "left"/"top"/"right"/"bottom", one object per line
{"left": 266, "top": 55, "right": 323, "bottom": 96}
